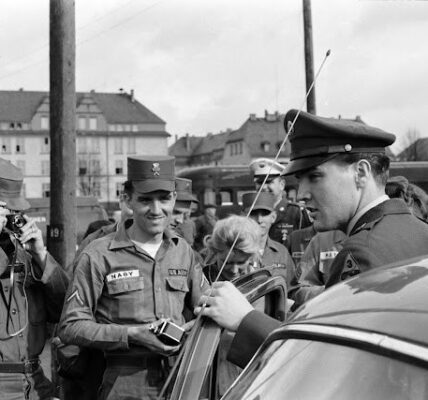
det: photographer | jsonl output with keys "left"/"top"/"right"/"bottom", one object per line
{"left": 0, "top": 158, "right": 68, "bottom": 399}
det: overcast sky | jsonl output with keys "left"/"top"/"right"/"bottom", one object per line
{"left": 1, "top": 0, "right": 427, "bottom": 153}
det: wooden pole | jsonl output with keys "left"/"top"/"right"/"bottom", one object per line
{"left": 49, "top": 0, "right": 76, "bottom": 268}
{"left": 303, "top": 0, "right": 316, "bottom": 114}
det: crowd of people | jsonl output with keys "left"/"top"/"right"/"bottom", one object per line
{"left": 1, "top": 108, "right": 428, "bottom": 399}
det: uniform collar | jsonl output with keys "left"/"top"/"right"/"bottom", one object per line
{"left": 265, "top": 237, "right": 282, "bottom": 252}
{"left": 109, "top": 219, "right": 179, "bottom": 250}
{"left": 346, "top": 194, "right": 389, "bottom": 236}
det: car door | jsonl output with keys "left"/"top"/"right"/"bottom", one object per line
{"left": 163, "top": 269, "right": 287, "bottom": 400}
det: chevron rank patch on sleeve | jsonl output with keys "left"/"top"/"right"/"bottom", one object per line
{"left": 66, "top": 289, "right": 84, "bottom": 306}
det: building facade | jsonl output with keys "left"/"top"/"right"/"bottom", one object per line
{"left": 0, "top": 89, "right": 169, "bottom": 206}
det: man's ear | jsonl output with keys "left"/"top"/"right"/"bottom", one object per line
{"left": 355, "top": 160, "right": 371, "bottom": 188}
{"left": 270, "top": 210, "right": 277, "bottom": 223}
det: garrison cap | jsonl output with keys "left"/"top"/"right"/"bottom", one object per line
{"left": 127, "top": 155, "right": 175, "bottom": 193}
{"left": 283, "top": 109, "right": 396, "bottom": 176}
{"left": 175, "top": 177, "right": 198, "bottom": 203}
{"left": 0, "top": 158, "right": 30, "bottom": 211}
{"left": 249, "top": 158, "right": 286, "bottom": 178}
{"left": 242, "top": 191, "right": 275, "bottom": 213}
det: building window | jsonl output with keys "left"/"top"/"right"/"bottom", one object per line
{"left": 41, "top": 116, "right": 49, "bottom": 130}
{"left": 77, "top": 137, "right": 87, "bottom": 153}
{"left": 239, "top": 142, "right": 243, "bottom": 154}
{"left": 92, "top": 181, "right": 101, "bottom": 197}
{"left": 9, "top": 122, "right": 15, "bottom": 129}
{"left": 41, "top": 137, "right": 50, "bottom": 153}
{"left": 229, "top": 144, "right": 233, "bottom": 156}
{"left": 116, "top": 182, "right": 122, "bottom": 197}
{"left": 78, "top": 159, "right": 87, "bottom": 175}
{"left": 16, "top": 160, "right": 26, "bottom": 174}
{"left": 41, "top": 160, "right": 50, "bottom": 176}
{"left": 42, "top": 183, "right": 50, "bottom": 198}
{"left": 21, "top": 183, "right": 26, "bottom": 198}
{"left": 108, "top": 125, "right": 116, "bottom": 132}
{"left": 90, "top": 159, "right": 101, "bottom": 175}
{"left": 1, "top": 137, "right": 11, "bottom": 154}
{"left": 78, "top": 117, "right": 86, "bottom": 130}
{"left": 132, "top": 125, "right": 138, "bottom": 132}
{"left": 115, "top": 160, "right": 123, "bottom": 175}
{"left": 16, "top": 137, "right": 25, "bottom": 154}
{"left": 90, "top": 137, "right": 100, "bottom": 153}
{"left": 127, "top": 137, "right": 136, "bottom": 154}
{"left": 116, "top": 125, "right": 123, "bottom": 132}
{"left": 261, "top": 141, "right": 270, "bottom": 153}
{"left": 89, "top": 117, "right": 97, "bottom": 131}
{"left": 114, "top": 138, "right": 123, "bottom": 154}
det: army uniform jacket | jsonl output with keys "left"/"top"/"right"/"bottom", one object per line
{"left": 0, "top": 234, "right": 69, "bottom": 399}
{"left": 287, "top": 225, "right": 317, "bottom": 275}
{"left": 260, "top": 237, "right": 296, "bottom": 290}
{"left": 269, "top": 197, "right": 312, "bottom": 247}
{"left": 326, "top": 199, "right": 428, "bottom": 287}
{"left": 59, "top": 223, "right": 209, "bottom": 355}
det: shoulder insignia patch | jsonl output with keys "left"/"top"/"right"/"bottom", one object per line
{"left": 340, "top": 252, "right": 360, "bottom": 281}
{"left": 66, "top": 289, "right": 84, "bottom": 306}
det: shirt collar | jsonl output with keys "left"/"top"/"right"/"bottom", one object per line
{"left": 346, "top": 194, "right": 389, "bottom": 235}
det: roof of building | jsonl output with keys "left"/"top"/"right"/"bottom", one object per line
{"left": 169, "top": 135, "right": 204, "bottom": 158}
{"left": 397, "top": 138, "right": 428, "bottom": 161}
{"left": 0, "top": 90, "right": 164, "bottom": 124}
{"left": 193, "top": 131, "right": 231, "bottom": 155}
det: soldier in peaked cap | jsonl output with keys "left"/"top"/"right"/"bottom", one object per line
{"left": 170, "top": 177, "right": 198, "bottom": 246}
{"left": 196, "top": 110, "right": 428, "bottom": 369}
{"left": 0, "top": 158, "right": 68, "bottom": 399}
{"left": 249, "top": 158, "right": 312, "bottom": 247}
{"left": 242, "top": 191, "right": 297, "bottom": 293}
{"left": 59, "top": 155, "right": 209, "bottom": 400}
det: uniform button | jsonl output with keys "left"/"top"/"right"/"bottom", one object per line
{"left": 11, "top": 309, "right": 17, "bottom": 315}
{"left": 19, "top": 333, "right": 24, "bottom": 338}
{"left": 4, "top": 286, "right": 8, "bottom": 292}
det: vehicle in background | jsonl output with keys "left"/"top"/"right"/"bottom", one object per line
{"left": 222, "top": 256, "right": 428, "bottom": 399}
{"left": 177, "top": 162, "right": 428, "bottom": 218}
{"left": 26, "top": 196, "right": 108, "bottom": 244}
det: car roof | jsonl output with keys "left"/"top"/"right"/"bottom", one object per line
{"left": 290, "top": 256, "right": 428, "bottom": 347}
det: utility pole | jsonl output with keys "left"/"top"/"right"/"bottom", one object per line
{"left": 302, "top": 0, "right": 316, "bottom": 114}
{"left": 49, "top": 0, "right": 76, "bottom": 268}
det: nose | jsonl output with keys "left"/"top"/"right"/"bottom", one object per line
{"left": 150, "top": 200, "right": 162, "bottom": 214}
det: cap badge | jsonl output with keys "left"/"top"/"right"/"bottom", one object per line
{"left": 151, "top": 163, "right": 161, "bottom": 176}
{"left": 344, "top": 144, "right": 352, "bottom": 152}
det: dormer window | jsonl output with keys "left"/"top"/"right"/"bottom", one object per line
{"left": 261, "top": 141, "right": 270, "bottom": 153}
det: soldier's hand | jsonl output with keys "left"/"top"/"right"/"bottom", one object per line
{"left": 127, "top": 325, "right": 180, "bottom": 356}
{"left": 19, "top": 216, "right": 47, "bottom": 267}
{"left": 194, "top": 281, "right": 254, "bottom": 332}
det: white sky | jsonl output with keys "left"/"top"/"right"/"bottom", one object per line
{"left": 1, "top": 0, "right": 427, "bottom": 153}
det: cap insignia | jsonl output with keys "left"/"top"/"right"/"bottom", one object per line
{"left": 344, "top": 144, "right": 352, "bottom": 152}
{"left": 151, "top": 163, "right": 161, "bottom": 176}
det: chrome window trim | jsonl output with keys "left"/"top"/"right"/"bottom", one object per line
{"left": 279, "top": 323, "right": 428, "bottom": 362}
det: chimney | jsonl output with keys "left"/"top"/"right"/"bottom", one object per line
{"left": 249, "top": 113, "right": 257, "bottom": 121}
{"left": 175, "top": 134, "right": 178, "bottom": 142}
{"left": 265, "top": 110, "right": 268, "bottom": 119}
{"left": 130, "top": 89, "right": 135, "bottom": 102}
{"left": 185, "top": 133, "right": 190, "bottom": 152}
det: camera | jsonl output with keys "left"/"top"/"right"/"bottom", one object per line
{"left": 149, "top": 319, "right": 185, "bottom": 346}
{"left": 5, "top": 212, "right": 26, "bottom": 234}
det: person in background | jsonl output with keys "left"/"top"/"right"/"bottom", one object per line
{"left": 59, "top": 155, "right": 209, "bottom": 400}
{"left": 170, "top": 178, "right": 198, "bottom": 246}
{"left": 0, "top": 158, "right": 68, "bottom": 400}
{"left": 287, "top": 225, "right": 317, "bottom": 277}
{"left": 197, "top": 108, "right": 428, "bottom": 369}
{"left": 249, "top": 158, "right": 312, "bottom": 247}
{"left": 194, "top": 204, "right": 218, "bottom": 252}
{"left": 242, "top": 191, "right": 296, "bottom": 293}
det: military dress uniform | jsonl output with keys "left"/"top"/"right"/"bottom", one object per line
{"left": 225, "top": 108, "right": 428, "bottom": 369}
{"left": 287, "top": 225, "right": 317, "bottom": 275}
{"left": 59, "top": 156, "right": 210, "bottom": 400}
{"left": 0, "top": 158, "right": 68, "bottom": 400}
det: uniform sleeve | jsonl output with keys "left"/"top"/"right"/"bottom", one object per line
{"left": 34, "top": 252, "right": 69, "bottom": 322}
{"left": 58, "top": 252, "right": 129, "bottom": 351}
{"left": 227, "top": 310, "right": 281, "bottom": 368}
{"left": 186, "top": 248, "right": 211, "bottom": 311}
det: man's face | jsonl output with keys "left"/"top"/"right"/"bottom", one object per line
{"left": 216, "top": 250, "right": 253, "bottom": 281}
{"left": 205, "top": 207, "right": 216, "bottom": 218}
{"left": 297, "top": 159, "right": 359, "bottom": 232}
{"left": 249, "top": 209, "right": 276, "bottom": 237}
{"left": 254, "top": 176, "right": 285, "bottom": 198}
{"left": 126, "top": 190, "right": 176, "bottom": 239}
{"left": 169, "top": 203, "right": 191, "bottom": 230}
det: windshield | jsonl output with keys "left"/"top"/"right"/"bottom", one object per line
{"left": 222, "top": 338, "right": 428, "bottom": 400}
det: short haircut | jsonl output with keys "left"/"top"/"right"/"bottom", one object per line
{"left": 123, "top": 180, "right": 133, "bottom": 197}
{"left": 334, "top": 153, "right": 390, "bottom": 186}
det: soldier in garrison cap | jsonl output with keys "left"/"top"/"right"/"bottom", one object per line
{"left": 0, "top": 158, "right": 68, "bottom": 399}
{"left": 59, "top": 155, "right": 210, "bottom": 400}
{"left": 196, "top": 109, "right": 428, "bottom": 369}
{"left": 169, "top": 178, "right": 198, "bottom": 246}
{"left": 249, "top": 158, "right": 312, "bottom": 247}
{"left": 242, "top": 192, "right": 297, "bottom": 295}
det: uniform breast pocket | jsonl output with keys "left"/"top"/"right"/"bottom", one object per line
{"left": 165, "top": 277, "right": 189, "bottom": 317}
{"left": 106, "top": 278, "right": 145, "bottom": 322}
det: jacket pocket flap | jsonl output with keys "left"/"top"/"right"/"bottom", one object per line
{"left": 107, "top": 277, "right": 144, "bottom": 295}
{"left": 166, "top": 277, "right": 189, "bottom": 292}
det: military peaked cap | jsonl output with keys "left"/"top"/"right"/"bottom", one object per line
{"left": 128, "top": 155, "right": 175, "bottom": 193}
{"left": 249, "top": 158, "right": 286, "bottom": 177}
{"left": 242, "top": 191, "right": 275, "bottom": 213}
{"left": 175, "top": 177, "right": 198, "bottom": 203}
{"left": 283, "top": 109, "right": 396, "bottom": 176}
